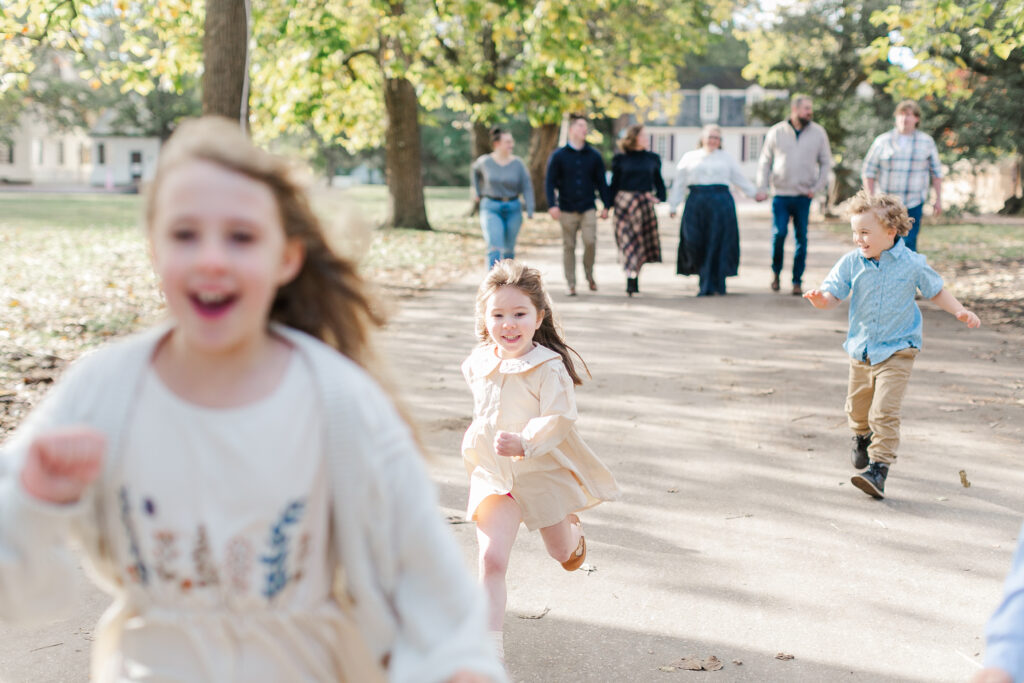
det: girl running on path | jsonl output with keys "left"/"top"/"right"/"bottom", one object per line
{"left": 461, "top": 260, "right": 621, "bottom": 659}
{"left": 0, "top": 117, "right": 503, "bottom": 683}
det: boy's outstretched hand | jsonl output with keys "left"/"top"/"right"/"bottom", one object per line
{"left": 969, "top": 668, "right": 1012, "bottom": 683}
{"left": 802, "top": 289, "right": 837, "bottom": 309}
{"left": 957, "top": 308, "right": 981, "bottom": 329}
{"left": 21, "top": 426, "right": 105, "bottom": 504}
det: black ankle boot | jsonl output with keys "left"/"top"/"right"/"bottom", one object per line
{"left": 851, "top": 432, "right": 871, "bottom": 469}
{"left": 626, "top": 277, "right": 638, "bottom": 296}
{"left": 851, "top": 461, "right": 889, "bottom": 499}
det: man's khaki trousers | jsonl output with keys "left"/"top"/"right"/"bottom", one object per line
{"left": 559, "top": 209, "right": 597, "bottom": 289}
{"left": 845, "top": 348, "right": 918, "bottom": 465}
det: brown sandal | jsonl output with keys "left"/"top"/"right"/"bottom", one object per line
{"left": 560, "top": 514, "right": 586, "bottom": 571}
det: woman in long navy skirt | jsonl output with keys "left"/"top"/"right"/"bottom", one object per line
{"left": 668, "top": 125, "right": 766, "bottom": 296}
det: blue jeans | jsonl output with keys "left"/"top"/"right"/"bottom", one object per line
{"left": 771, "top": 195, "right": 812, "bottom": 284}
{"left": 480, "top": 198, "right": 522, "bottom": 268}
{"left": 904, "top": 203, "right": 923, "bottom": 252}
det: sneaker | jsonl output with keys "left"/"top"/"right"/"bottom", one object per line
{"left": 770, "top": 274, "right": 780, "bottom": 292}
{"left": 851, "top": 432, "right": 871, "bottom": 469}
{"left": 851, "top": 462, "right": 889, "bottom": 499}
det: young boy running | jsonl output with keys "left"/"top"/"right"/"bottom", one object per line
{"left": 803, "top": 190, "right": 980, "bottom": 499}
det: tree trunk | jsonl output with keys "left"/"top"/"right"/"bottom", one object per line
{"left": 202, "top": 0, "right": 249, "bottom": 127}
{"left": 382, "top": 74, "right": 430, "bottom": 230}
{"left": 471, "top": 121, "right": 492, "bottom": 160}
{"left": 527, "top": 123, "right": 559, "bottom": 213}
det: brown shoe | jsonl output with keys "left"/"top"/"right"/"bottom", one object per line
{"left": 588, "top": 279, "right": 598, "bottom": 292}
{"left": 770, "top": 274, "right": 780, "bottom": 292}
{"left": 791, "top": 283, "right": 802, "bottom": 296}
{"left": 561, "top": 514, "right": 586, "bottom": 571}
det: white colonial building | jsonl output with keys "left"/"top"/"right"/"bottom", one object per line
{"left": 0, "top": 111, "right": 94, "bottom": 185}
{"left": 637, "top": 67, "right": 788, "bottom": 187}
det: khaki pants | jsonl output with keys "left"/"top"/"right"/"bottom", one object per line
{"left": 845, "top": 348, "right": 918, "bottom": 465}
{"left": 559, "top": 210, "right": 597, "bottom": 288}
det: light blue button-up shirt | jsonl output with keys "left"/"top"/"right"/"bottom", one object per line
{"left": 821, "top": 237, "right": 945, "bottom": 364}
{"left": 983, "top": 520, "right": 1024, "bottom": 680}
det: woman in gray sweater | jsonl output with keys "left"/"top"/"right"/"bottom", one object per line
{"left": 472, "top": 127, "right": 535, "bottom": 268}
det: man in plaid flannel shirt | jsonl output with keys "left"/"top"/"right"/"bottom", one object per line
{"left": 861, "top": 99, "right": 943, "bottom": 252}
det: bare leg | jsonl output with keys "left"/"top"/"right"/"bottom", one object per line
{"left": 475, "top": 494, "right": 522, "bottom": 631}
{"left": 539, "top": 513, "right": 583, "bottom": 563}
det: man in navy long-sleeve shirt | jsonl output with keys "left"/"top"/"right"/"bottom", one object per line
{"left": 545, "top": 113, "right": 612, "bottom": 295}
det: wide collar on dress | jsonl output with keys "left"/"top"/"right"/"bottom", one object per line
{"left": 467, "top": 343, "right": 561, "bottom": 377}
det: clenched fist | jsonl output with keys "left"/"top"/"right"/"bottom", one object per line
{"left": 493, "top": 430, "right": 525, "bottom": 459}
{"left": 20, "top": 426, "right": 105, "bottom": 504}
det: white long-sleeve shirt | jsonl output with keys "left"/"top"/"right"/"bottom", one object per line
{"left": 668, "top": 148, "right": 759, "bottom": 211}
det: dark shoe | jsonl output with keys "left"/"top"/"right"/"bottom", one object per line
{"left": 791, "top": 283, "right": 803, "bottom": 296}
{"left": 626, "top": 277, "right": 638, "bottom": 296}
{"left": 851, "top": 432, "right": 871, "bottom": 469}
{"left": 770, "top": 274, "right": 780, "bottom": 292}
{"left": 588, "top": 279, "right": 598, "bottom": 292}
{"left": 851, "top": 462, "right": 889, "bottom": 499}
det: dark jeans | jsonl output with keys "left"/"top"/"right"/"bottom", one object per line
{"left": 771, "top": 195, "right": 812, "bottom": 284}
{"left": 904, "top": 203, "right": 923, "bottom": 252}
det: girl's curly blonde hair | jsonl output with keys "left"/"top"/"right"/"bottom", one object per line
{"left": 846, "top": 189, "right": 913, "bottom": 236}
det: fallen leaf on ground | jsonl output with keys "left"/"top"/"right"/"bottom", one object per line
{"left": 732, "top": 660, "right": 743, "bottom": 666}
{"left": 518, "top": 606, "right": 550, "bottom": 620}
{"left": 959, "top": 470, "right": 972, "bottom": 488}
{"left": 580, "top": 563, "right": 597, "bottom": 573}
{"left": 658, "top": 666, "right": 677, "bottom": 672}
{"left": 775, "top": 652, "right": 795, "bottom": 660}
{"left": 939, "top": 405, "right": 964, "bottom": 412}
{"left": 667, "top": 487, "right": 679, "bottom": 493}
{"left": 445, "top": 515, "right": 470, "bottom": 524}
{"left": 703, "top": 656, "right": 723, "bottom": 671}
{"left": 668, "top": 656, "right": 704, "bottom": 670}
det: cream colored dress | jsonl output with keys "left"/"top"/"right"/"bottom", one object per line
{"left": 461, "top": 344, "right": 620, "bottom": 530}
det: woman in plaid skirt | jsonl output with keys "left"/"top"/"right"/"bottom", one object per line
{"left": 610, "top": 124, "right": 666, "bottom": 296}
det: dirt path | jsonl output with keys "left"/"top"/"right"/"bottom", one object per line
{"left": 385, "top": 203, "right": 1024, "bottom": 682}
{"left": 1, "top": 204, "right": 1021, "bottom": 682}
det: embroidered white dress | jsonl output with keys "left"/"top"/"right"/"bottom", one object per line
{"left": 108, "top": 358, "right": 350, "bottom": 681}
{"left": 461, "top": 344, "right": 620, "bottom": 530}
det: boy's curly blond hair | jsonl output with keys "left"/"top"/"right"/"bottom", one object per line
{"left": 846, "top": 189, "right": 914, "bottom": 236}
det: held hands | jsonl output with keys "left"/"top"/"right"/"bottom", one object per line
{"left": 956, "top": 308, "right": 981, "bottom": 328}
{"left": 494, "top": 430, "right": 525, "bottom": 460}
{"left": 21, "top": 426, "right": 105, "bottom": 504}
{"left": 755, "top": 191, "right": 768, "bottom": 202}
{"left": 600, "top": 208, "right": 609, "bottom": 220}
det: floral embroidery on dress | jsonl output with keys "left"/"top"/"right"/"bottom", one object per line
{"left": 152, "top": 530, "right": 179, "bottom": 583}
{"left": 119, "top": 486, "right": 148, "bottom": 585}
{"left": 261, "top": 499, "right": 306, "bottom": 600}
{"left": 226, "top": 536, "right": 254, "bottom": 595}
{"left": 192, "top": 525, "right": 220, "bottom": 588}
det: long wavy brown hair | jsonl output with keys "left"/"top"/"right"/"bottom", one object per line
{"left": 474, "top": 260, "right": 589, "bottom": 385}
{"left": 145, "top": 117, "right": 423, "bottom": 442}
{"left": 618, "top": 124, "right": 645, "bottom": 153}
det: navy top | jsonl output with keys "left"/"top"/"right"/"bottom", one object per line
{"left": 610, "top": 150, "right": 666, "bottom": 202}
{"left": 544, "top": 144, "right": 612, "bottom": 212}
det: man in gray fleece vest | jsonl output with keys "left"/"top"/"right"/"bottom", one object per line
{"left": 756, "top": 94, "right": 832, "bottom": 296}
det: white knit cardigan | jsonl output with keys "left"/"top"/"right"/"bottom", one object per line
{"left": 0, "top": 323, "right": 504, "bottom": 683}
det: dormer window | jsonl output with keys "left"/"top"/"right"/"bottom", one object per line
{"left": 700, "top": 84, "right": 720, "bottom": 122}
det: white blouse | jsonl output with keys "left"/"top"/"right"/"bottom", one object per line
{"left": 667, "top": 148, "right": 758, "bottom": 210}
